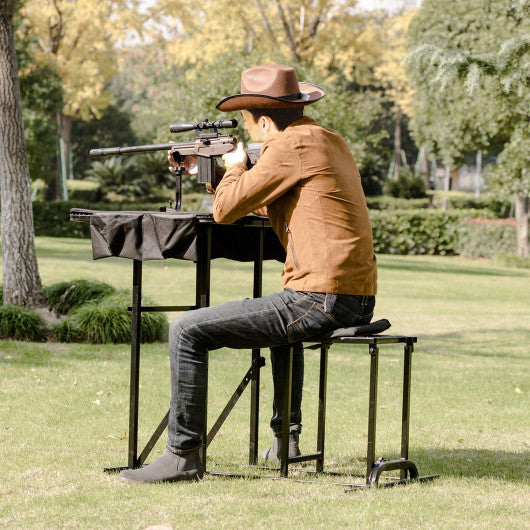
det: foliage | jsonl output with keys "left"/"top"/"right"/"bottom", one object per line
{"left": 88, "top": 157, "right": 151, "bottom": 200}
{"left": 455, "top": 220, "right": 518, "bottom": 258}
{"left": 384, "top": 168, "right": 427, "bottom": 199}
{"left": 20, "top": 0, "right": 143, "bottom": 121}
{"left": 71, "top": 103, "right": 139, "bottom": 178}
{"left": 153, "top": 0, "right": 365, "bottom": 67}
{"left": 406, "top": 0, "right": 529, "bottom": 177}
{"left": 369, "top": 209, "right": 491, "bottom": 255}
{"left": 366, "top": 196, "right": 431, "bottom": 210}
{"left": 14, "top": 9, "right": 62, "bottom": 184}
{"left": 52, "top": 318, "right": 84, "bottom": 343}
{"left": 44, "top": 280, "right": 117, "bottom": 315}
{"left": 486, "top": 124, "right": 530, "bottom": 199}
{"left": 61, "top": 292, "right": 168, "bottom": 344}
{"left": 27, "top": 200, "right": 200, "bottom": 239}
{"left": 0, "top": 304, "right": 47, "bottom": 341}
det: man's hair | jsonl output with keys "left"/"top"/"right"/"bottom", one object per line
{"left": 247, "top": 107, "right": 304, "bottom": 131}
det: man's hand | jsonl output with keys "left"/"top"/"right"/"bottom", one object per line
{"left": 168, "top": 150, "right": 198, "bottom": 175}
{"left": 222, "top": 142, "right": 248, "bottom": 169}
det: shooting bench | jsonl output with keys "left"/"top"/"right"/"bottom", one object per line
{"left": 71, "top": 208, "right": 436, "bottom": 489}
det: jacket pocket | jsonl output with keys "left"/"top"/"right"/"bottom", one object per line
{"left": 284, "top": 222, "right": 301, "bottom": 270}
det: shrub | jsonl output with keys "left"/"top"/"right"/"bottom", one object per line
{"left": 52, "top": 319, "right": 84, "bottom": 343}
{"left": 366, "top": 196, "right": 431, "bottom": 210}
{"left": 44, "top": 279, "right": 117, "bottom": 315}
{"left": 455, "top": 219, "right": 517, "bottom": 259}
{"left": 0, "top": 305, "right": 47, "bottom": 341}
{"left": 65, "top": 292, "right": 168, "bottom": 344}
{"left": 384, "top": 169, "right": 427, "bottom": 199}
{"left": 369, "top": 209, "right": 471, "bottom": 255}
{"left": 0, "top": 284, "right": 3, "bottom": 305}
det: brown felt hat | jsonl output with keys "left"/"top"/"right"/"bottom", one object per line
{"left": 216, "top": 64, "right": 326, "bottom": 112}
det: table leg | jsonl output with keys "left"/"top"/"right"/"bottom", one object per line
{"left": 400, "top": 340, "right": 413, "bottom": 479}
{"left": 128, "top": 259, "right": 142, "bottom": 468}
{"left": 366, "top": 344, "right": 379, "bottom": 482}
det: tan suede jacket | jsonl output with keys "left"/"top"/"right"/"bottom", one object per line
{"left": 213, "top": 117, "right": 377, "bottom": 295}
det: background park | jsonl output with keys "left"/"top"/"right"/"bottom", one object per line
{"left": 0, "top": 0, "right": 529, "bottom": 528}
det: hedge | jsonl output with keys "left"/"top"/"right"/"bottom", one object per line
{"left": 1, "top": 199, "right": 516, "bottom": 258}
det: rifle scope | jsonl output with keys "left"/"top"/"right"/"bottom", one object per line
{"left": 169, "top": 119, "right": 237, "bottom": 133}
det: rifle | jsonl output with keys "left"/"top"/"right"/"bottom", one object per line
{"left": 90, "top": 118, "right": 238, "bottom": 210}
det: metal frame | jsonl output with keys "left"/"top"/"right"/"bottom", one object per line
{"left": 106, "top": 220, "right": 269, "bottom": 473}
{"left": 276, "top": 335, "right": 438, "bottom": 488}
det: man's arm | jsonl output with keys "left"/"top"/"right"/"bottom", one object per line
{"left": 213, "top": 135, "right": 301, "bottom": 224}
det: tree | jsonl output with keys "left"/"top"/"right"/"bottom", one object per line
{"left": 373, "top": 8, "right": 418, "bottom": 180}
{"left": 20, "top": 0, "right": 144, "bottom": 199}
{"left": 151, "top": 0, "right": 367, "bottom": 68}
{"left": 15, "top": 8, "right": 62, "bottom": 189}
{"left": 406, "top": 0, "right": 529, "bottom": 255}
{"left": 0, "top": 0, "right": 46, "bottom": 306}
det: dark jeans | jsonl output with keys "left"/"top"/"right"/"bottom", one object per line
{"left": 167, "top": 289, "right": 375, "bottom": 451}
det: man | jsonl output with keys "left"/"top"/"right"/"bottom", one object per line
{"left": 119, "top": 64, "right": 377, "bottom": 484}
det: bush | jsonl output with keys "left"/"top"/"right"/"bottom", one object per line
{"left": 63, "top": 292, "right": 168, "bottom": 344}
{"left": 366, "top": 196, "right": 431, "bottom": 210}
{"left": 0, "top": 305, "right": 47, "bottom": 341}
{"left": 384, "top": 169, "right": 427, "bottom": 199}
{"left": 44, "top": 279, "right": 117, "bottom": 315}
{"left": 52, "top": 319, "right": 84, "bottom": 343}
{"left": 369, "top": 209, "right": 486, "bottom": 255}
{"left": 27, "top": 199, "right": 204, "bottom": 239}
{"left": 0, "top": 284, "right": 3, "bottom": 305}
{"left": 455, "top": 219, "right": 517, "bottom": 259}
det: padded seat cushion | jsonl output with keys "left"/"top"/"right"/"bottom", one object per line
{"left": 310, "top": 318, "right": 391, "bottom": 342}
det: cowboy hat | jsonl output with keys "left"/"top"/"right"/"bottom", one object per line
{"left": 216, "top": 64, "right": 326, "bottom": 112}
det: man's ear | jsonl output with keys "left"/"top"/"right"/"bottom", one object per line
{"left": 259, "top": 115, "right": 273, "bottom": 134}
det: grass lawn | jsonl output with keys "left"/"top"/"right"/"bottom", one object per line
{"left": 1, "top": 236, "right": 529, "bottom": 528}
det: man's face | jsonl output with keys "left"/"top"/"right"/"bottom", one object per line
{"left": 241, "top": 109, "right": 267, "bottom": 142}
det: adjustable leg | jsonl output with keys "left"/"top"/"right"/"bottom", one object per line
{"left": 316, "top": 345, "right": 328, "bottom": 473}
{"left": 366, "top": 344, "right": 379, "bottom": 482}
{"left": 196, "top": 224, "right": 212, "bottom": 467}
{"left": 128, "top": 259, "right": 142, "bottom": 469}
{"left": 280, "top": 346, "right": 294, "bottom": 477}
{"left": 400, "top": 340, "right": 413, "bottom": 479}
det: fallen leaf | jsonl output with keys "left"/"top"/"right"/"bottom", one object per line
{"left": 93, "top": 399, "right": 101, "bottom": 406}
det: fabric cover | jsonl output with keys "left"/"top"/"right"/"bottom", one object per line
{"left": 70, "top": 209, "right": 286, "bottom": 262}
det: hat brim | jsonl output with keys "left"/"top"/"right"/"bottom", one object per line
{"left": 216, "top": 82, "right": 326, "bottom": 112}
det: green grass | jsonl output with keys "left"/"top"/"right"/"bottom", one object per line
{"left": 1, "top": 236, "right": 529, "bottom": 528}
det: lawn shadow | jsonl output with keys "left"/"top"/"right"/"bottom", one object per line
{"left": 412, "top": 447, "right": 530, "bottom": 484}
{"left": 417, "top": 329, "right": 530, "bottom": 360}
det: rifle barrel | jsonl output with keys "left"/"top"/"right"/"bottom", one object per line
{"left": 90, "top": 142, "right": 188, "bottom": 157}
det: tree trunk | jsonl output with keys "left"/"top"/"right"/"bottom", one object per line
{"left": 57, "top": 111, "right": 73, "bottom": 200}
{"left": 393, "top": 104, "right": 402, "bottom": 180}
{"left": 0, "top": 3, "right": 46, "bottom": 306}
{"left": 515, "top": 196, "right": 529, "bottom": 258}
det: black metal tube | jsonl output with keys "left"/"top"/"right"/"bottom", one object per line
{"left": 316, "top": 345, "right": 328, "bottom": 473}
{"left": 90, "top": 142, "right": 177, "bottom": 157}
{"left": 128, "top": 260, "right": 142, "bottom": 468}
{"left": 366, "top": 344, "right": 379, "bottom": 482}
